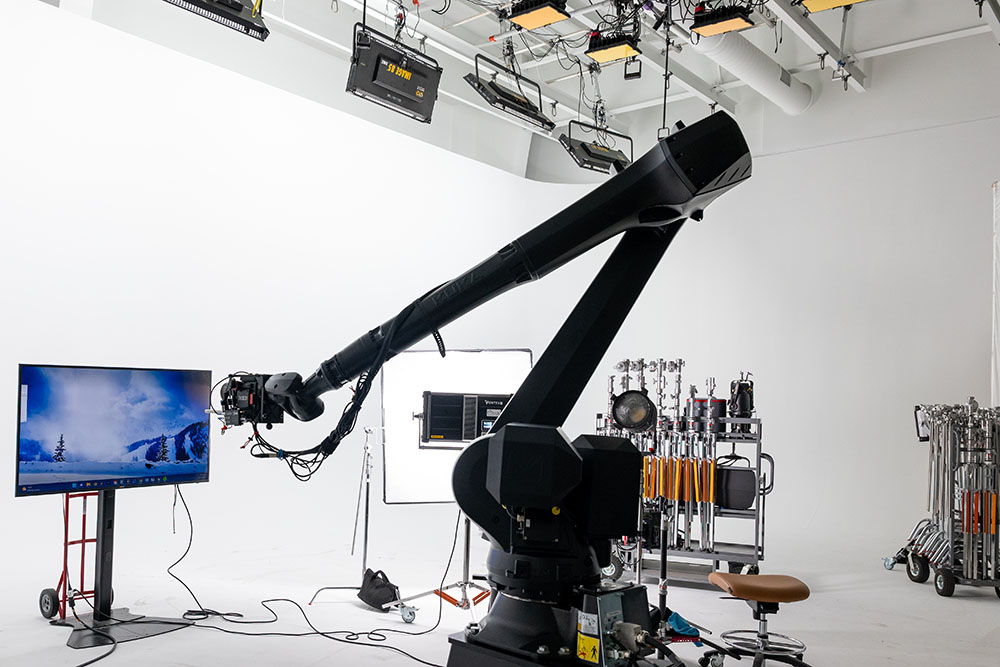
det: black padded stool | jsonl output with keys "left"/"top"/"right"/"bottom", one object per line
{"left": 699, "top": 572, "right": 812, "bottom": 667}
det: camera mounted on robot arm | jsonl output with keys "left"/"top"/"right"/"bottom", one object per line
{"left": 221, "top": 111, "right": 750, "bottom": 479}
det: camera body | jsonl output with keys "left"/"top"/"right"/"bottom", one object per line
{"left": 220, "top": 375, "right": 285, "bottom": 427}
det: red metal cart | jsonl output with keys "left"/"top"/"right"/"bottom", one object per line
{"left": 39, "top": 491, "right": 99, "bottom": 620}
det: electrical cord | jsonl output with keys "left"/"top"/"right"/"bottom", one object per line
{"left": 69, "top": 604, "right": 118, "bottom": 667}
{"left": 165, "top": 486, "right": 464, "bottom": 666}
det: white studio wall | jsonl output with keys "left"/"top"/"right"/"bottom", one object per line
{"left": 3, "top": 1, "right": 1000, "bottom": 665}
{"left": 0, "top": 0, "right": 588, "bottom": 615}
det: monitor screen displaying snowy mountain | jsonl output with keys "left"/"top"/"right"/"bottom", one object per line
{"left": 16, "top": 364, "right": 212, "bottom": 497}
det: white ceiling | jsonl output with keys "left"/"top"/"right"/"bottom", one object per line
{"left": 264, "top": 0, "right": 994, "bottom": 130}
{"left": 64, "top": 0, "right": 1000, "bottom": 180}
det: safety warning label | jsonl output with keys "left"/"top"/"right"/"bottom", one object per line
{"left": 576, "top": 633, "right": 600, "bottom": 664}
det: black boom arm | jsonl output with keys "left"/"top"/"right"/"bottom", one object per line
{"left": 264, "top": 113, "right": 751, "bottom": 428}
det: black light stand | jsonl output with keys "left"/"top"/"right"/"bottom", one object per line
{"left": 309, "top": 427, "right": 375, "bottom": 603}
{"left": 55, "top": 489, "right": 192, "bottom": 648}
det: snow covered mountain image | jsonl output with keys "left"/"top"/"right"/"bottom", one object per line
{"left": 17, "top": 365, "right": 211, "bottom": 492}
{"left": 124, "top": 421, "right": 210, "bottom": 463}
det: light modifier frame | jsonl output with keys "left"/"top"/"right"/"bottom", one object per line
{"left": 799, "top": 0, "right": 867, "bottom": 12}
{"left": 463, "top": 54, "right": 556, "bottom": 132}
{"left": 162, "top": 0, "right": 269, "bottom": 41}
{"left": 509, "top": 0, "right": 572, "bottom": 31}
{"left": 559, "top": 120, "right": 633, "bottom": 175}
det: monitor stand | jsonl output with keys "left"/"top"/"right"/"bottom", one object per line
{"left": 52, "top": 488, "right": 192, "bottom": 648}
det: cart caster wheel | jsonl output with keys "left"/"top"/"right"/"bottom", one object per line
{"left": 746, "top": 565, "right": 760, "bottom": 575}
{"left": 727, "top": 562, "right": 745, "bottom": 574}
{"left": 934, "top": 569, "right": 955, "bottom": 597}
{"left": 602, "top": 555, "right": 624, "bottom": 582}
{"left": 39, "top": 588, "right": 59, "bottom": 619}
{"left": 882, "top": 557, "right": 895, "bottom": 571}
{"left": 995, "top": 586, "right": 1000, "bottom": 600}
{"left": 400, "top": 605, "right": 416, "bottom": 624}
{"left": 906, "top": 554, "right": 929, "bottom": 583}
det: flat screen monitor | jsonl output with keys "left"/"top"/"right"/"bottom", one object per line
{"left": 16, "top": 364, "right": 212, "bottom": 497}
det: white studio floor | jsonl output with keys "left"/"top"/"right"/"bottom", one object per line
{"left": 1, "top": 542, "right": 998, "bottom": 667}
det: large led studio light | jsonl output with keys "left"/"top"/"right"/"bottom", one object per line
{"left": 509, "top": 0, "right": 571, "bottom": 31}
{"left": 800, "top": 0, "right": 867, "bottom": 11}
{"left": 692, "top": 5, "right": 754, "bottom": 37}
{"left": 585, "top": 33, "right": 641, "bottom": 65}
{"left": 346, "top": 23, "right": 443, "bottom": 124}
{"left": 162, "top": 0, "right": 269, "bottom": 41}
{"left": 464, "top": 55, "right": 555, "bottom": 132}
{"left": 559, "top": 120, "right": 633, "bottom": 174}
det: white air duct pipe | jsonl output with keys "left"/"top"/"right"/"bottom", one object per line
{"left": 685, "top": 30, "right": 816, "bottom": 116}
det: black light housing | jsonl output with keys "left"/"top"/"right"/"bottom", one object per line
{"left": 691, "top": 4, "right": 754, "bottom": 37}
{"left": 509, "top": 0, "right": 572, "bottom": 31}
{"left": 162, "top": 0, "right": 269, "bottom": 41}
{"left": 464, "top": 55, "right": 555, "bottom": 132}
{"left": 559, "top": 120, "right": 633, "bottom": 174}
{"left": 611, "top": 390, "right": 657, "bottom": 433}
{"left": 585, "top": 32, "right": 641, "bottom": 65}
{"left": 346, "top": 23, "right": 443, "bottom": 124}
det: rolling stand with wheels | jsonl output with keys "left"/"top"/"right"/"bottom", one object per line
{"left": 885, "top": 399, "right": 1000, "bottom": 599}
{"left": 50, "top": 489, "right": 191, "bottom": 647}
{"left": 39, "top": 491, "right": 100, "bottom": 621}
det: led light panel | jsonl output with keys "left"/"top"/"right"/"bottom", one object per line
{"left": 692, "top": 6, "right": 754, "bottom": 37}
{"left": 162, "top": 0, "right": 269, "bottom": 41}
{"left": 585, "top": 36, "right": 641, "bottom": 65}
{"left": 509, "top": 1, "right": 571, "bottom": 30}
{"left": 801, "top": 0, "right": 867, "bottom": 12}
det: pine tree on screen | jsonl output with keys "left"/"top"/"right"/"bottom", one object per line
{"left": 158, "top": 435, "right": 169, "bottom": 462}
{"left": 53, "top": 434, "right": 66, "bottom": 463}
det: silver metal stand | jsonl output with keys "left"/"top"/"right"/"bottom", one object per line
{"left": 385, "top": 515, "right": 490, "bottom": 611}
{"left": 308, "top": 428, "right": 374, "bottom": 603}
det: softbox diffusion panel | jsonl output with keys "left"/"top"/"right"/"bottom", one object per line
{"left": 381, "top": 349, "right": 532, "bottom": 504}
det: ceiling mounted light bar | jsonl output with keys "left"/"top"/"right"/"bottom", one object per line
{"left": 509, "top": 0, "right": 572, "bottom": 31}
{"left": 162, "top": 0, "right": 269, "bottom": 41}
{"left": 559, "top": 120, "right": 633, "bottom": 174}
{"left": 798, "top": 0, "right": 867, "bottom": 12}
{"left": 464, "top": 54, "right": 555, "bottom": 132}
{"left": 585, "top": 33, "right": 641, "bottom": 65}
{"left": 692, "top": 5, "right": 755, "bottom": 37}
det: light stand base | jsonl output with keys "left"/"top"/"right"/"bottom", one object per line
{"left": 54, "top": 607, "right": 191, "bottom": 649}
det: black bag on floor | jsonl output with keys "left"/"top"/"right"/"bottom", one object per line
{"left": 358, "top": 568, "right": 400, "bottom": 612}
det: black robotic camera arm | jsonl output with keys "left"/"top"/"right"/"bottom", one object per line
{"left": 253, "top": 112, "right": 751, "bottom": 438}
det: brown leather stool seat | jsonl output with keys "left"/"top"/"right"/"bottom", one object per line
{"left": 708, "top": 573, "right": 810, "bottom": 604}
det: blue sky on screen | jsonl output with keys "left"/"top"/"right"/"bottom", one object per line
{"left": 19, "top": 366, "right": 209, "bottom": 462}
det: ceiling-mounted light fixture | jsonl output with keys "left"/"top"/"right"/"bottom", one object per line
{"left": 798, "top": 0, "right": 867, "bottom": 12}
{"left": 464, "top": 55, "right": 555, "bottom": 132}
{"left": 585, "top": 33, "right": 641, "bottom": 65}
{"left": 691, "top": 5, "right": 754, "bottom": 37}
{"left": 509, "top": 0, "right": 571, "bottom": 31}
{"left": 559, "top": 120, "right": 633, "bottom": 174}
{"left": 162, "top": 0, "right": 269, "bottom": 41}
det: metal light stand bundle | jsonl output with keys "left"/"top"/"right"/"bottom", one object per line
{"left": 599, "top": 358, "right": 773, "bottom": 661}
{"left": 887, "top": 398, "right": 1000, "bottom": 598}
